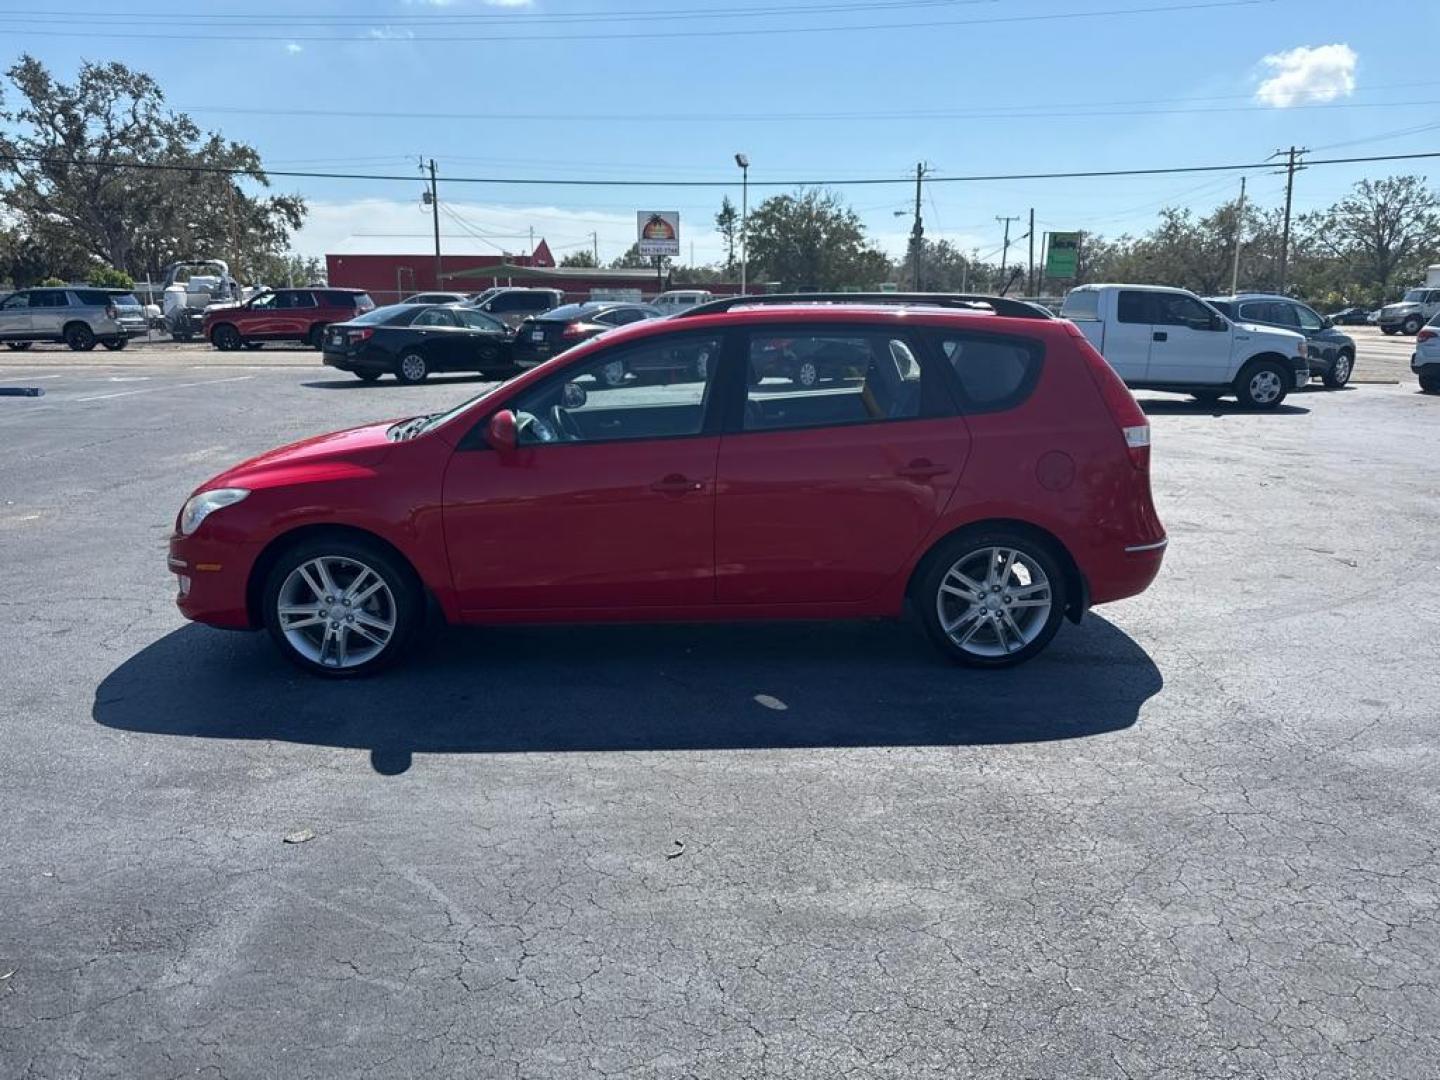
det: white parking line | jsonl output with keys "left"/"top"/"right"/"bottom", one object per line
{"left": 75, "top": 375, "right": 254, "bottom": 402}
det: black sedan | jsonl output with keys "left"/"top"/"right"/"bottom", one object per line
{"left": 511, "top": 302, "right": 661, "bottom": 376}
{"left": 1328, "top": 306, "right": 1372, "bottom": 326}
{"left": 321, "top": 303, "right": 515, "bottom": 384}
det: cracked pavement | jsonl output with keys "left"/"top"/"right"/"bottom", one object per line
{"left": 1, "top": 358, "right": 1438, "bottom": 1078}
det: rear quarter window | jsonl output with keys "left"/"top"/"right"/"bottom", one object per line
{"left": 930, "top": 332, "right": 1044, "bottom": 414}
{"left": 1060, "top": 290, "right": 1100, "bottom": 320}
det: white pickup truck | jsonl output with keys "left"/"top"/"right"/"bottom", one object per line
{"left": 1060, "top": 284, "right": 1310, "bottom": 409}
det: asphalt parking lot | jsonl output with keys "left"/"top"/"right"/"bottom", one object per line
{"left": 2, "top": 338, "right": 1438, "bottom": 1078}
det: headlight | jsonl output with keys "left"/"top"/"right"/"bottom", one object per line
{"left": 179, "top": 488, "right": 249, "bottom": 536}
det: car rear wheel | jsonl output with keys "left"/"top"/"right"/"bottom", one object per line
{"left": 262, "top": 537, "right": 423, "bottom": 678}
{"left": 1402, "top": 316, "right": 1423, "bottom": 336}
{"left": 64, "top": 323, "right": 96, "bottom": 351}
{"left": 396, "top": 350, "right": 429, "bottom": 384}
{"left": 1235, "top": 360, "right": 1289, "bottom": 410}
{"left": 917, "top": 531, "right": 1067, "bottom": 668}
{"left": 212, "top": 324, "right": 242, "bottom": 351}
{"left": 1420, "top": 373, "right": 1440, "bottom": 394}
{"left": 1323, "top": 350, "right": 1353, "bottom": 388}
{"left": 5, "top": 342, "right": 33, "bottom": 351}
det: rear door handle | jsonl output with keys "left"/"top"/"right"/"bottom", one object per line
{"left": 651, "top": 474, "right": 704, "bottom": 494}
{"left": 896, "top": 460, "right": 951, "bottom": 480}
{"left": 1152, "top": 331, "right": 1168, "bottom": 342}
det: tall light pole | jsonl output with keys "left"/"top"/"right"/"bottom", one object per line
{"left": 735, "top": 153, "right": 749, "bottom": 295}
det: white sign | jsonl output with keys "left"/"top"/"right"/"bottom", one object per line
{"left": 637, "top": 211, "right": 680, "bottom": 258}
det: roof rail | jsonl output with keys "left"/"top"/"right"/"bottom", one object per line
{"left": 673, "top": 292, "right": 1054, "bottom": 321}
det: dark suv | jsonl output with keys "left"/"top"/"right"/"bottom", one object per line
{"left": 0, "top": 287, "right": 147, "bottom": 351}
{"left": 203, "top": 288, "right": 375, "bottom": 351}
{"left": 1205, "top": 294, "right": 1356, "bottom": 388}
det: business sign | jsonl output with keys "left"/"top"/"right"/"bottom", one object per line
{"left": 637, "top": 211, "right": 680, "bottom": 258}
{"left": 1045, "top": 232, "right": 1081, "bottom": 278}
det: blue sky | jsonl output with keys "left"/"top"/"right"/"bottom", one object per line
{"left": 4, "top": 0, "right": 1440, "bottom": 266}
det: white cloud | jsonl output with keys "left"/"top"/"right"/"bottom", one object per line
{"left": 284, "top": 42, "right": 303, "bottom": 55}
{"left": 1255, "top": 43, "right": 1357, "bottom": 108}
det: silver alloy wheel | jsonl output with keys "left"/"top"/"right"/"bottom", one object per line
{"left": 277, "top": 555, "right": 397, "bottom": 669}
{"left": 602, "top": 360, "right": 626, "bottom": 387}
{"left": 1248, "top": 369, "right": 1283, "bottom": 405}
{"left": 796, "top": 360, "right": 819, "bottom": 387}
{"left": 400, "top": 353, "right": 427, "bottom": 382}
{"left": 935, "top": 546, "right": 1053, "bottom": 658}
{"left": 1332, "top": 353, "right": 1352, "bottom": 383}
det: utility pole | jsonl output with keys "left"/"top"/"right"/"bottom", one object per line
{"left": 910, "top": 162, "right": 927, "bottom": 291}
{"left": 425, "top": 158, "right": 441, "bottom": 289}
{"left": 1230, "top": 176, "right": 1247, "bottom": 296}
{"left": 590, "top": 232, "right": 599, "bottom": 265}
{"left": 1273, "top": 146, "right": 1306, "bottom": 293}
{"left": 528, "top": 226, "right": 535, "bottom": 261}
{"left": 996, "top": 215, "right": 1020, "bottom": 279}
{"left": 1026, "top": 208, "right": 1036, "bottom": 297}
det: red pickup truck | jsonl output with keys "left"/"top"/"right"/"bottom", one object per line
{"left": 204, "top": 288, "right": 375, "bottom": 351}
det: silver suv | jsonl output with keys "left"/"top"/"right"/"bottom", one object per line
{"left": 0, "top": 287, "right": 148, "bottom": 351}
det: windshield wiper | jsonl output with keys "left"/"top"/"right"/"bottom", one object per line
{"left": 388, "top": 415, "right": 433, "bottom": 441}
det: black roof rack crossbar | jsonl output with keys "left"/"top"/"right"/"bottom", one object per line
{"left": 673, "top": 292, "right": 1053, "bottom": 320}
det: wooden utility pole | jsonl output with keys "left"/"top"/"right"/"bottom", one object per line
{"left": 996, "top": 215, "right": 1020, "bottom": 279}
{"left": 426, "top": 158, "right": 441, "bottom": 289}
{"left": 1274, "top": 147, "right": 1306, "bottom": 293}
{"left": 910, "top": 163, "right": 927, "bottom": 291}
{"left": 591, "top": 232, "right": 599, "bottom": 265}
{"left": 1230, "top": 176, "right": 1247, "bottom": 295}
{"left": 1026, "top": 208, "right": 1036, "bottom": 297}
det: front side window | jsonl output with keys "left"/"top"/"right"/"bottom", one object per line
{"left": 742, "top": 332, "right": 923, "bottom": 432}
{"left": 1153, "top": 293, "right": 1218, "bottom": 330}
{"left": 1, "top": 292, "right": 30, "bottom": 310}
{"left": 1402, "top": 289, "right": 1426, "bottom": 303}
{"left": 1293, "top": 304, "right": 1324, "bottom": 331}
{"left": 511, "top": 333, "right": 722, "bottom": 445}
{"left": 249, "top": 292, "right": 277, "bottom": 309}
{"left": 935, "top": 333, "right": 1044, "bottom": 412}
{"left": 456, "top": 308, "right": 505, "bottom": 332}
{"left": 1117, "top": 291, "right": 1152, "bottom": 324}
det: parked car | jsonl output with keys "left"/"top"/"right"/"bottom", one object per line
{"left": 321, "top": 303, "right": 515, "bottom": 384}
{"left": 652, "top": 289, "right": 715, "bottom": 314}
{"left": 1377, "top": 287, "right": 1440, "bottom": 335}
{"left": 1060, "top": 284, "right": 1309, "bottom": 408}
{"left": 400, "top": 291, "right": 470, "bottom": 305}
{"left": 1204, "top": 293, "right": 1355, "bottom": 388}
{"left": 1327, "top": 306, "right": 1370, "bottom": 326}
{"left": 166, "top": 293, "right": 1167, "bottom": 677}
{"left": 1413, "top": 313, "right": 1440, "bottom": 393}
{"left": 750, "top": 334, "right": 873, "bottom": 387}
{"left": 468, "top": 287, "right": 565, "bottom": 329}
{"left": 511, "top": 302, "right": 661, "bottom": 374}
{"left": 204, "top": 288, "right": 375, "bottom": 351}
{"left": 0, "top": 286, "right": 147, "bottom": 351}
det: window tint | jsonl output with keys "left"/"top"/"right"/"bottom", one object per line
{"left": 742, "top": 332, "right": 922, "bottom": 432}
{"left": 109, "top": 293, "right": 140, "bottom": 307}
{"left": 1117, "top": 291, "right": 1152, "bottom": 324}
{"left": 491, "top": 291, "right": 556, "bottom": 313}
{"left": 32, "top": 291, "right": 69, "bottom": 308}
{"left": 1153, "top": 293, "right": 1216, "bottom": 329}
{"left": 937, "top": 333, "right": 1044, "bottom": 412}
{"left": 1293, "top": 304, "right": 1324, "bottom": 331}
{"left": 1, "top": 292, "right": 31, "bottom": 310}
{"left": 456, "top": 308, "right": 505, "bottom": 331}
{"left": 290, "top": 291, "right": 318, "bottom": 309}
{"left": 1207, "top": 300, "right": 1235, "bottom": 318}
{"left": 512, "top": 333, "right": 721, "bottom": 445}
{"left": 75, "top": 290, "right": 111, "bottom": 306}
{"left": 1060, "top": 289, "right": 1100, "bottom": 320}
{"left": 411, "top": 308, "right": 457, "bottom": 328}
{"left": 1237, "top": 301, "right": 1271, "bottom": 324}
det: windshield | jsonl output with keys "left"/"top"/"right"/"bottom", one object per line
{"left": 412, "top": 382, "right": 509, "bottom": 436}
{"left": 1403, "top": 289, "right": 1426, "bottom": 303}
{"left": 539, "top": 303, "right": 605, "bottom": 321}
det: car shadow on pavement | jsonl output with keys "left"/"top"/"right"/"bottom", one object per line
{"left": 301, "top": 376, "right": 495, "bottom": 390}
{"left": 93, "top": 617, "right": 1161, "bottom": 774}
{"left": 1138, "top": 398, "right": 1310, "bottom": 416}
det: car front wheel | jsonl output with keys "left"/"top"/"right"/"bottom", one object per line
{"left": 917, "top": 531, "right": 1067, "bottom": 668}
{"left": 1323, "top": 350, "right": 1353, "bottom": 388}
{"left": 262, "top": 537, "right": 423, "bottom": 677}
{"left": 1403, "top": 316, "right": 1423, "bottom": 335}
{"left": 1235, "top": 361, "right": 1289, "bottom": 409}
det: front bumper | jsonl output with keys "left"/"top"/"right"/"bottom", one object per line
{"left": 1290, "top": 356, "right": 1310, "bottom": 388}
{"left": 168, "top": 532, "right": 259, "bottom": 629}
{"left": 1413, "top": 354, "right": 1440, "bottom": 374}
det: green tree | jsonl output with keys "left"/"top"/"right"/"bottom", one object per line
{"left": 714, "top": 195, "right": 739, "bottom": 276}
{"left": 1298, "top": 176, "right": 1440, "bottom": 301}
{"left": 745, "top": 188, "right": 889, "bottom": 290}
{"left": 559, "top": 249, "right": 598, "bottom": 268}
{"left": 247, "top": 252, "right": 324, "bottom": 288}
{"left": 87, "top": 265, "right": 134, "bottom": 289}
{"left": 0, "top": 55, "right": 306, "bottom": 283}
{"left": 609, "top": 243, "right": 649, "bottom": 270}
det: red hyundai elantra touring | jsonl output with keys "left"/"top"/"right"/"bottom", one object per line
{"left": 168, "top": 296, "right": 1166, "bottom": 677}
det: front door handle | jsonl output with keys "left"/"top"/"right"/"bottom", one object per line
{"left": 896, "top": 459, "right": 951, "bottom": 480}
{"left": 651, "top": 474, "right": 704, "bottom": 494}
{"left": 1152, "top": 331, "right": 1168, "bottom": 342}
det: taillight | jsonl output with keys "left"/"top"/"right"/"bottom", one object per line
{"left": 562, "top": 321, "right": 599, "bottom": 339}
{"left": 1069, "top": 329, "right": 1150, "bottom": 471}
{"left": 346, "top": 327, "right": 374, "bottom": 342}
{"left": 1419, "top": 328, "right": 1437, "bottom": 342}
{"left": 106, "top": 304, "right": 118, "bottom": 319}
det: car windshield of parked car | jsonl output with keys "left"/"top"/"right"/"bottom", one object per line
{"left": 0, "top": 292, "right": 29, "bottom": 309}
{"left": 1403, "top": 289, "right": 1427, "bottom": 303}
{"left": 1430, "top": 311, "right": 1440, "bottom": 327}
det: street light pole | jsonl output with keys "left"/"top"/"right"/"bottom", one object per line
{"left": 735, "top": 153, "right": 749, "bottom": 295}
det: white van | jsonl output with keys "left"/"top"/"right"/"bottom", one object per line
{"left": 651, "top": 290, "right": 715, "bottom": 314}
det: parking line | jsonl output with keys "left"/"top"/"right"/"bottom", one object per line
{"left": 76, "top": 375, "right": 255, "bottom": 402}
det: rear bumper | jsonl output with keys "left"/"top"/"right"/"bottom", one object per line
{"left": 168, "top": 532, "right": 259, "bottom": 629}
{"left": 1088, "top": 539, "right": 1167, "bottom": 606}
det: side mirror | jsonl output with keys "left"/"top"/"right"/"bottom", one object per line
{"left": 561, "top": 381, "right": 588, "bottom": 409}
{"left": 486, "top": 409, "right": 518, "bottom": 454}
{"left": 1322, "top": 316, "right": 1334, "bottom": 329}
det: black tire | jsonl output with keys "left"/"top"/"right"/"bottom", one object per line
{"left": 915, "top": 528, "right": 1068, "bottom": 669}
{"left": 4, "top": 341, "right": 33, "bottom": 351}
{"left": 1190, "top": 390, "right": 1223, "bottom": 403}
{"left": 1323, "top": 350, "right": 1353, "bottom": 389}
{"left": 1420, "top": 373, "right": 1440, "bottom": 394}
{"left": 792, "top": 358, "right": 820, "bottom": 388}
{"left": 101, "top": 338, "right": 128, "bottom": 351}
{"left": 307, "top": 324, "right": 328, "bottom": 350}
{"left": 396, "top": 349, "right": 429, "bottom": 384}
{"left": 1402, "top": 316, "right": 1423, "bottom": 336}
{"left": 261, "top": 534, "right": 424, "bottom": 678}
{"left": 1234, "top": 359, "right": 1290, "bottom": 410}
{"left": 355, "top": 371, "right": 381, "bottom": 383}
{"left": 211, "top": 323, "right": 242, "bottom": 352}
{"left": 64, "top": 323, "right": 97, "bottom": 351}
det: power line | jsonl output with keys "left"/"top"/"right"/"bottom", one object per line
{"left": 5, "top": 148, "right": 1440, "bottom": 189}
{"left": 0, "top": 0, "right": 1271, "bottom": 44}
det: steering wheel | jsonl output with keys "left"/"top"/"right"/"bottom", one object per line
{"left": 516, "top": 411, "right": 557, "bottom": 444}
{"left": 549, "top": 404, "right": 582, "bottom": 441}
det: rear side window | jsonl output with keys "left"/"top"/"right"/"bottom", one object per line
{"left": 1117, "top": 291, "right": 1152, "bottom": 324}
{"left": 932, "top": 332, "right": 1044, "bottom": 413}
{"left": 490, "top": 292, "right": 555, "bottom": 313}
{"left": 32, "top": 291, "right": 70, "bottom": 308}
{"left": 1060, "top": 290, "right": 1100, "bottom": 320}
{"left": 411, "top": 308, "right": 457, "bottom": 327}
{"left": 75, "top": 289, "right": 110, "bottom": 306}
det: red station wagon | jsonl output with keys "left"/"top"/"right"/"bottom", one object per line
{"left": 168, "top": 294, "right": 1167, "bottom": 676}
{"left": 204, "top": 287, "right": 376, "bottom": 351}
